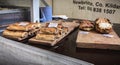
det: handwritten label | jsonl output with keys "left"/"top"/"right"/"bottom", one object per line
{"left": 48, "top": 23, "right": 58, "bottom": 27}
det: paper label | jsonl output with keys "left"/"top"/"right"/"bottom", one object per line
{"left": 19, "top": 22, "right": 29, "bottom": 26}
{"left": 48, "top": 23, "right": 58, "bottom": 27}
{"left": 79, "top": 31, "right": 89, "bottom": 34}
{"left": 102, "top": 34, "right": 114, "bottom": 38}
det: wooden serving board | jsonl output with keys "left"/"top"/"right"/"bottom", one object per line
{"left": 29, "top": 22, "right": 79, "bottom": 46}
{"left": 76, "top": 30, "right": 120, "bottom": 50}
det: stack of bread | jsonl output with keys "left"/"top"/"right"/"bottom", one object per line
{"left": 2, "top": 22, "right": 41, "bottom": 41}
{"left": 34, "top": 22, "right": 68, "bottom": 41}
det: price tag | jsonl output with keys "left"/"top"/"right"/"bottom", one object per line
{"left": 48, "top": 23, "right": 58, "bottom": 27}
{"left": 19, "top": 22, "right": 29, "bottom": 26}
{"left": 79, "top": 31, "right": 89, "bottom": 34}
{"left": 102, "top": 34, "right": 114, "bottom": 38}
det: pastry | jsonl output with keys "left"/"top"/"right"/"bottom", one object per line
{"left": 57, "top": 27, "right": 68, "bottom": 35}
{"left": 35, "top": 34, "right": 55, "bottom": 41}
{"left": 45, "top": 22, "right": 63, "bottom": 28}
{"left": 7, "top": 22, "right": 41, "bottom": 31}
{"left": 7, "top": 24, "right": 29, "bottom": 31}
{"left": 26, "top": 23, "right": 41, "bottom": 30}
{"left": 62, "top": 27, "right": 68, "bottom": 34}
{"left": 39, "top": 27, "right": 58, "bottom": 34}
{"left": 2, "top": 30, "right": 29, "bottom": 40}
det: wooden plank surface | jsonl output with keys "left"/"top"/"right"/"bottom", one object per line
{"left": 76, "top": 29, "right": 120, "bottom": 50}
{"left": 29, "top": 22, "right": 79, "bottom": 46}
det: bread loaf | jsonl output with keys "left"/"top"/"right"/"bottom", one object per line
{"left": 79, "top": 20, "right": 94, "bottom": 31}
{"left": 95, "top": 18, "right": 112, "bottom": 34}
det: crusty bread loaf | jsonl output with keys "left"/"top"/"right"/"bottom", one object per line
{"left": 95, "top": 18, "right": 112, "bottom": 34}
{"left": 79, "top": 20, "right": 94, "bottom": 31}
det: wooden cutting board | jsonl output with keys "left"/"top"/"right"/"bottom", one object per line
{"left": 29, "top": 22, "right": 79, "bottom": 46}
{"left": 76, "top": 30, "right": 120, "bottom": 50}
